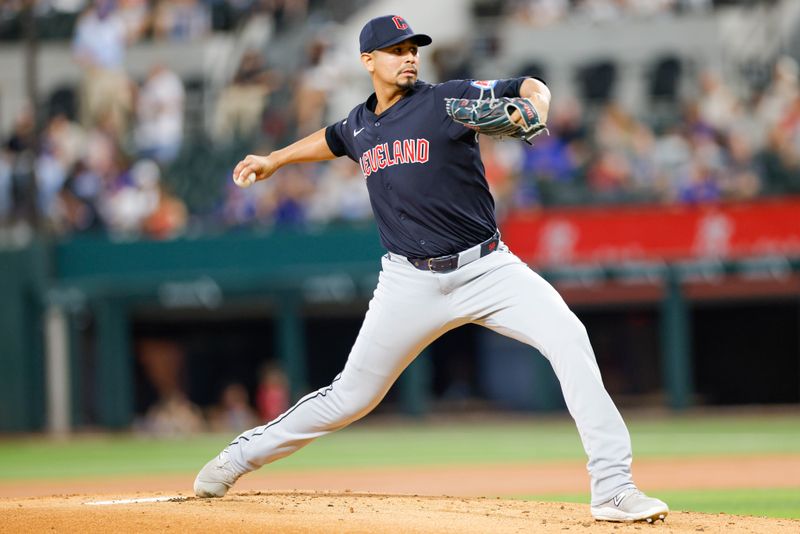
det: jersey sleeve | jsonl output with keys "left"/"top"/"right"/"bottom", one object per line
{"left": 435, "top": 77, "right": 537, "bottom": 100}
{"left": 325, "top": 118, "right": 357, "bottom": 161}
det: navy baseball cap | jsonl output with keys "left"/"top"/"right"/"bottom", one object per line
{"left": 359, "top": 15, "right": 432, "bottom": 53}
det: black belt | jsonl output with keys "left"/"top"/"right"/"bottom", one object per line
{"left": 407, "top": 231, "right": 501, "bottom": 273}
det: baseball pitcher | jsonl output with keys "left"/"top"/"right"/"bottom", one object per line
{"left": 195, "top": 14, "right": 669, "bottom": 523}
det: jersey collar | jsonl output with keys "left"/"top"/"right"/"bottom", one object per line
{"left": 365, "top": 80, "right": 425, "bottom": 118}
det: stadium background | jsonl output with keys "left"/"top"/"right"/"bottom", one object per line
{"left": 0, "top": 0, "right": 799, "bottom": 527}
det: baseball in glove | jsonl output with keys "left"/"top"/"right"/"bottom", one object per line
{"left": 445, "top": 95, "right": 548, "bottom": 143}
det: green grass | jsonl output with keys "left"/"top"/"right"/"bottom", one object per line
{"left": 0, "top": 413, "right": 798, "bottom": 480}
{"left": 516, "top": 488, "right": 800, "bottom": 519}
{"left": 1, "top": 414, "right": 798, "bottom": 519}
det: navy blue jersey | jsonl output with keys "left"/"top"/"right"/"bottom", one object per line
{"left": 326, "top": 77, "right": 527, "bottom": 258}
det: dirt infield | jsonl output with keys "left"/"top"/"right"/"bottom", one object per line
{"left": 2, "top": 455, "right": 799, "bottom": 532}
{"left": 2, "top": 491, "right": 799, "bottom": 534}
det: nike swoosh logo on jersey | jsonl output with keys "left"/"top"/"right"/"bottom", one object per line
{"left": 354, "top": 127, "right": 365, "bottom": 137}
{"left": 613, "top": 493, "right": 626, "bottom": 507}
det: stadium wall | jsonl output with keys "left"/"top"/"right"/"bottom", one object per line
{"left": 1, "top": 213, "right": 799, "bottom": 431}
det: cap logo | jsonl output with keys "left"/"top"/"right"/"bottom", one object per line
{"left": 359, "top": 15, "right": 431, "bottom": 53}
{"left": 392, "top": 16, "right": 408, "bottom": 30}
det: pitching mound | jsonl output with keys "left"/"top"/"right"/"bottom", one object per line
{"left": 2, "top": 491, "right": 798, "bottom": 533}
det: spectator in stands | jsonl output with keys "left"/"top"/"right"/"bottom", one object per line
{"left": 213, "top": 49, "right": 279, "bottom": 142}
{"left": 135, "top": 64, "right": 186, "bottom": 164}
{"left": 305, "top": 158, "right": 372, "bottom": 223}
{"left": 586, "top": 148, "right": 632, "bottom": 201}
{"left": 756, "top": 56, "right": 800, "bottom": 134}
{"left": 511, "top": 0, "right": 569, "bottom": 27}
{"left": 626, "top": 124, "right": 658, "bottom": 201}
{"left": 83, "top": 113, "right": 122, "bottom": 191}
{"left": 99, "top": 157, "right": 159, "bottom": 236}
{"left": 516, "top": 98, "right": 591, "bottom": 207}
{"left": 696, "top": 69, "right": 740, "bottom": 135}
{"left": 35, "top": 145, "right": 69, "bottom": 226}
{"left": 55, "top": 163, "right": 103, "bottom": 234}
{"left": 3, "top": 105, "right": 38, "bottom": 224}
{"left": 760, "top": 123, "right": 800, "bottom": 195}
{"left": 152, "top": 0, "right": 210, "bottom": 41}
{"left": 116, "top": 0, "right": 149, "bottom": 41}
{"left": 57, "top": 148, "right": 107, "bottom": 233}
{"left": 652, "top": 123, "right": 692, "bottom": 202}
{"left": 678, "top": 157, "right": 721, "bottom": 203}
{"left": 88, "top": 156, "right": 187, "bottom": 239}
{"left": 208, "top": 383, "right": 260, "bottom": 432}
{"left": 520, "top": 125, "right": 581, "bottom": 202}
{"left": 37, "top": 114, "right": 87, "bottom": 230}
{"left": 256, "top": 363, "right": 289, "bottom": 422}
{"left": 722, "top": 131, "right": 761, "bottom": 199}
{"left": 477, "top": 135, "right": 523, "bottom": 218}
{"left": 43, "top": 113, "right": 87, "bottom": 174}
{"left": 292, "top": 37, "right": 338, "bottom": 137}
{"left": 140, "top": 392, "right": 205, "bottom": 435}
{"left": 72, "top": 0, "right": 134, "bottom": 138}
{"left": 142, "top": 178, "right": 188, "bottom": 239}
{"left": 137, "top": 337, "right": 205, "bottom": 436}
{"left": 260, "top": 165, "right": 314, "bottom": 226}
{"left": 5, "top": 103, "right": 36, "bottom": 156}
{"left": 221, "top": 177, "right": 261, "bottom": 227}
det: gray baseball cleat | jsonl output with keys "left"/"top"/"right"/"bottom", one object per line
{"left": 591, "top": 488, "right": 669, "bottom": 523}
{"left": 193, "top": 448, "right": 244, "bottom": 498}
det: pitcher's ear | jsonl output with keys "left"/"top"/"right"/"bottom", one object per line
{"left": 361, "top": 52, "right": 375, "bottom": 73}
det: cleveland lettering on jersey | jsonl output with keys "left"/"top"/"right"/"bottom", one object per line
{"left": 359, "top": 138, "right": 430, "bottom": 178}
{"left": 324, "top": 78, "right": 526, "bottom": 256}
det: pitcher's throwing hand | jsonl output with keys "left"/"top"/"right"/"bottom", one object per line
{"left": 232, "top": 154, "right": 276, "bottom": 187}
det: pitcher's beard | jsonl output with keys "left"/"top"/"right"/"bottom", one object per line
{"left": 397, "top": 77, "right": 416, "bottom": 90}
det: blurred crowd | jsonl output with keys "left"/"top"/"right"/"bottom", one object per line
{"left": 484, "top": 57, "right": 800, "bottom": 216}
{"left": 0, "top": 0, "right": 735, "bottom": 45}
{"left": 2, "top": 0, "right": 800, "bottom": 240}
{"left": 0, "top": 0, "right": 312, "bottom": 42}
{"left": 506, "top": 0, "right": 715, "bottom": 25}
{"left": 0, "top": 0, "right": 332, "bottom": 239}
{"left": 134, "top": 337, "right": 289, "bottom": 435}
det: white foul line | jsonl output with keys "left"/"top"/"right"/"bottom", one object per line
{"left": 85, "top": 496, "right": 187, "bottom": 506}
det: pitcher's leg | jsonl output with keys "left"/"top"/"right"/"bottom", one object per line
{"left": 460, "top": 254, "right": 634, "bottom": 505}
{"left": 229, "top": 357, "right": 408, "bottom": 472}
{"left": 196, "top": 258, "right": 456, "bottom": 496}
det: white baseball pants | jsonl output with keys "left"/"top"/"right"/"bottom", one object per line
{"left": 227, "top": 243, "right": 636, "bottom": 505}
